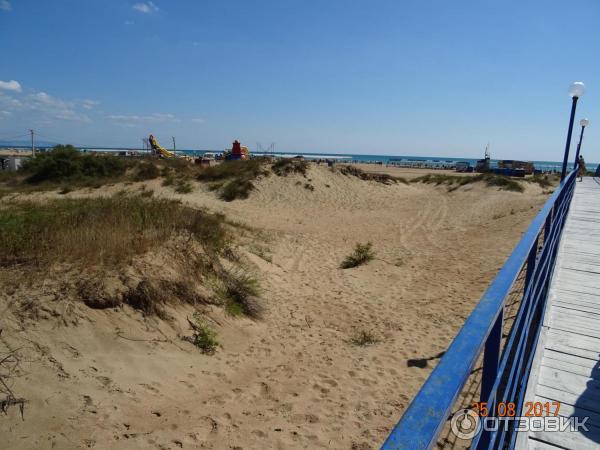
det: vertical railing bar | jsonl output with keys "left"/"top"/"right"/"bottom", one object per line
{"left": 380, "top": 171, "right": 577, "bottom": 450}
{"left": 472, "top": 173, "right": 576, "bottom": 450}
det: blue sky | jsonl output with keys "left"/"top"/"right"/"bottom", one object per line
{"left": 1, "top": 0, "right": 599, "bottom": 161}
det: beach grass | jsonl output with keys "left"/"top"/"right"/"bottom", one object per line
{"left": 272, "top": 158, "right": 309, "bottom": 176}
{"left": 337, "top": 165, "right": 408, "bottom": 184}
{"left": 187, "top": 315, "right": 220, "bottom": 354}
{"left": 197, "top": 159, "right": 269, "bottom": 201}
{"left": 216, "top": 269, "right": 262, "bottom": 318}
{"left": 350, "top": 329, "right": 380, "bottom": 346}
{"left": 0, "top": 195, "right": 228, "bottom": 266}
{"left": 411, "top": 173, "right": 524, "bottom": 192}
{"left": 341, "top": 242, "right": 375, "bottom": 269}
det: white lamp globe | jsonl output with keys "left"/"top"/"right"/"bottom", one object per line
{"left": 569, "top": 81, "right": 585, "bottom": 98}
{"left": 580, "top": 118, "right": 590, "bottom": 127}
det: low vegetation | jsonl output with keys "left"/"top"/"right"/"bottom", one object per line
{"left": 21, "top": 145, "right": 127, "bottom": 184}
{"left": 272, "top": 158, "right": 308, "bottom": 177}
{"left": 197, "top": 158, "right": 269, "bottom": 201}
{"left": 0, "top": 195, "right": 228, "bottom": 266}
{"left": 185, "top": 314, "right": 219, "bottom": 354}
{"left": 524, "top": 174, "right": 557, "bottom": 189}
{"left": 340, "top": 242, "right": 375, "bottom": 269}
{"left": 411, "top": 173, "right": 524, "bottom": 192}
{"left": 216, "top": 269, "right": 262, "bottom": 318}
{"left": 174, "top": 179, "right": 193, "bottom": 194}
{"left": 337, "top": 165, "right": 407, "bottom": 184}
{"left": 134, "top": 161, "right": 160, "bottom": 181}
{"left": 350, "top": 329, "right": 380, "bottom": 346}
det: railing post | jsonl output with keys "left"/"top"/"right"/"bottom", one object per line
{"left": 544, "top": 206, "right": 553, "bottom": 242}
{"left": 525, "top": 236, "right": 540, "bottom": 286}
{"left": 478, "top": 311, "right": 503, "bottom": 449}
{"left": 481, "top": 310, "right": 503, "bottom": 405}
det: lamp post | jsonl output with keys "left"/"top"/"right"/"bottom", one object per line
{"left": 561, "top": 81, "right": 585, "bottom": 181}
{"left": 574, "top": 118, "right": 589, "bottom": 168}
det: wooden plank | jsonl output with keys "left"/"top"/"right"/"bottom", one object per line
{"left": 534, "top": 395, "right": 600, "bottom": 428}
{"left": 537, "top": 366, "right": 600, "bottom": 400}
{"left": 543, "top": 349, "right": 599, "bottom": 368}
{"left": 541, "top": 355, "right": 600, "bottom": 378}
{"left": 529, "top": 428, "right": 600, "bottom": 450}
{"left": 552, "top": 308, "right": 600, "bottom": 323}
{"left": 553, "top": 302, "right": 600, "bottom": 316}
{"left": 527, "top": 438, "right": 566, "bottom": 450}
{"left": 545, "top": 330, "right": 600, "bottom": 358}
{"left": 547, "top": 322, "right": 600, "bottom": 339}
{"left": 517, "top": 326, "right": 550, "bottom": 450}
{"left": 550, "top": 311, "right": 600, "bottom": 329}
{"left": 536, "top": 384, "right": 600, "bottom": 414}
{"left": 548, "top": 291, "right": 600, "bottom": 308}
{"left": 553, "top": 283, "right": 600, "bottom": 297}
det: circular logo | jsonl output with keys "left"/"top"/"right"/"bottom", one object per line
{"left": 451, "top": 409, "right": 482, "bottom": 440}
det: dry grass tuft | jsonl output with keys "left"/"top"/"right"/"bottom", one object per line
{"left": 337, "top": 165, "right": 407, "bottom": 184}
{"left": 272, "top": 158, "right": 309, "bottom": 177}
{"left": 340, "top": 242, "right": 375, "bottom": 269}
{"left": 350, "top": 329, "right": 380, "bottom": 346}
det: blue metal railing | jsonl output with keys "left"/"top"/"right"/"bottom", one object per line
{"left": 381, "top": 170, "right": 578, "bottom": 450}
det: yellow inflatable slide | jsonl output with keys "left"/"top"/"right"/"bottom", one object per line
{"left": 149, "top": 134, "right": 176, "bottom": 158}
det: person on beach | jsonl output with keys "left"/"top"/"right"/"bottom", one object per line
{"left": 578, "top": 155, "right": 587, "bottom": 181}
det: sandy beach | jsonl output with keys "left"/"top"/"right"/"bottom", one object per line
{"left": 0, "top": 164, "right": 550, "bottom": 449}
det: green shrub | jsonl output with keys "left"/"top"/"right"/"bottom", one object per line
{"left": 21, "top": 145, "right": 127, "bottom": 184}
{"left": 220, "top": 178, "right": 254, "bottom": 201}
{"left": 197, "top": 159, "right": 268, "bottom": 182}
{"left": 188, "top": 315, "right": 219, "bottom": 354}
{"left": 216, "top": 269, "right": 261, "bottom": 318}
{"left": 340, "top": 242, "right": 375, "bottom": 269}
{"left": 134, "top": 162, "right": 160, "bottom": 181}
{"left": 197, "top": 159, "right": 269, "bottom": 201}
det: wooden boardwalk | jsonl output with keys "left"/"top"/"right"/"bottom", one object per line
{"left": 519, "top": 177, "right": 600, "bottom": 449}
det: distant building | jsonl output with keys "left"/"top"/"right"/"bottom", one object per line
{"left": 0, "top": 156, "right": 27, "bottom": 171}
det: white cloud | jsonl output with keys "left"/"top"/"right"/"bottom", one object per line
{"left": 31, "top": 91, "right": 70, "bottom": 110}
{"left": 191, "top": 118, "right": 205, "bottom": 124}
{"left": 0, "top": 88, "right": 96, "bottom": 124}
{"left": 125, "top": 20, "right": 135, "bottom": 25}
{"left": 55, "top": 109, "right": 91, "bottom": 123}
{"left": 0, "top": 79, "right": 22, "bottom": 93}
{"left": 81, "top": 99, "right": 100, "bottom": 110}
{"left": 0, "top": 0, "right": 11, "bottom": 11}
{"left": 132, "top": 2, "right": 158, "bottom": 14}
{"left": 108, "top": 113, "right": 177, "bottom": 123}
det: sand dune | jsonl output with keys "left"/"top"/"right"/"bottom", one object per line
{"left": 0, "top": 165, "right": 549, "bottom": 449}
